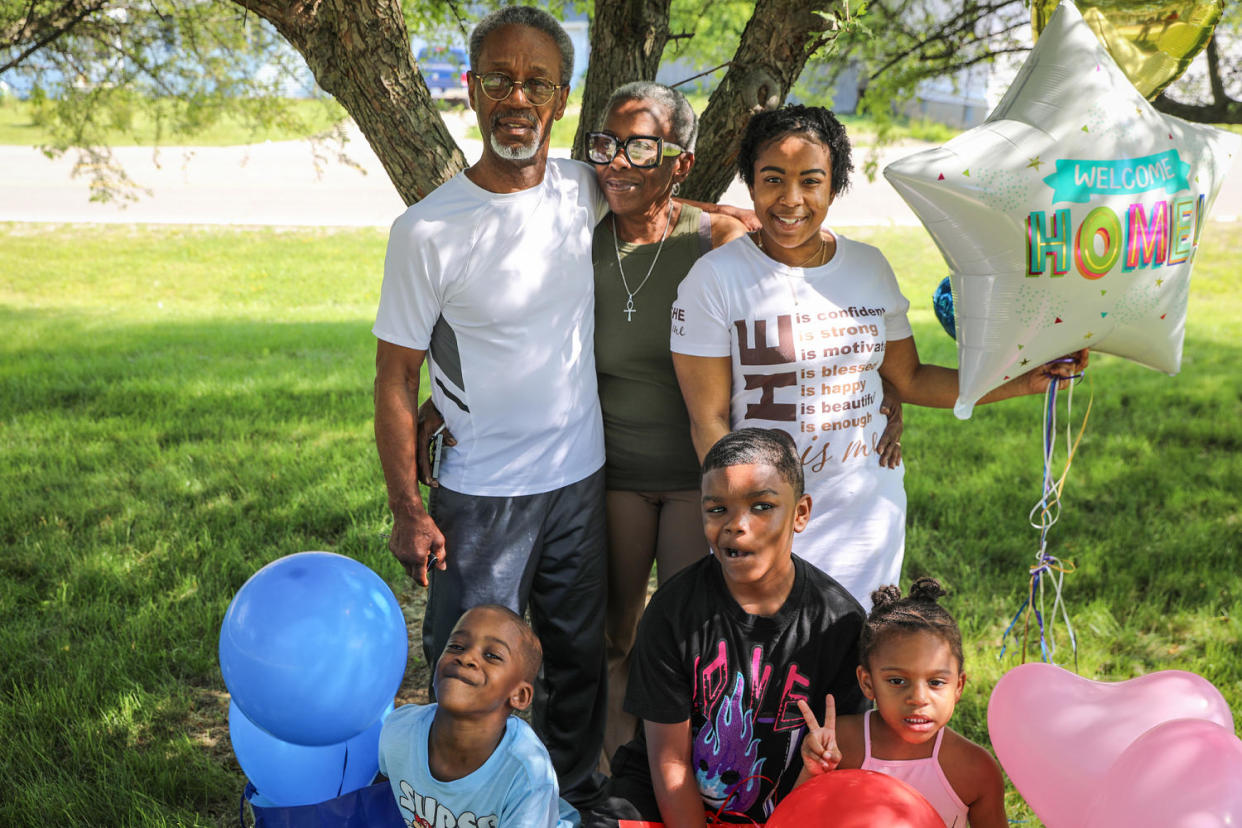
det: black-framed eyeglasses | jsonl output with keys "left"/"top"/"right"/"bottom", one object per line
{"left": 474, "top": 72, "right": 563, "bottom": 106}
{"left": 585, "top": 132, "right": 686, "bottom": 168}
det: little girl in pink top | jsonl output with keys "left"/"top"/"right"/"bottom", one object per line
{"left": 795, "top": 578, "right": 1006, "bottom": 827}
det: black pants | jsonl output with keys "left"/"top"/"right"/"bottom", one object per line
{"left": 582, "top": 742, "right": 664, "bottom": 827}
{"left": 425, "top": 469, "right": 608, "bottom": 807}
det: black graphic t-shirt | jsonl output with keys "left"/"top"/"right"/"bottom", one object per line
{"left": 623, "top": 554, "right": 867, "bottom": 822}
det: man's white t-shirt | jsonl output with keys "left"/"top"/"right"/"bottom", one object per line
{"left": 670, "top": 233, "right": 913, "bottom": 607}
{"left": 374, "top": 158, "right": 609, "bottom": 496}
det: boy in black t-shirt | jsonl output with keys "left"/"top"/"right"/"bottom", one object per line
{"left": 586, "top": 428, "right": 867, "bottom": 826}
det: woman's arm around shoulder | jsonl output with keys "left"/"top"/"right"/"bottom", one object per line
{"left": 677, "top": 199, "right": 760, "bottom": 233}
{"left": 940, "top": 729, "right": 1007, "bottom": 828}
{"left": 708, "top": 213, "right": 750, "bottom": 248}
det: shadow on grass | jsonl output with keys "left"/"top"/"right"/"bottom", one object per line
{"left": 0, "top": 310, "right": 430, "bottom": 825}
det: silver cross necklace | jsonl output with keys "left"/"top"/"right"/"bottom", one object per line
{"left": 613, "top": 199, "right": 675, "bottom": 322}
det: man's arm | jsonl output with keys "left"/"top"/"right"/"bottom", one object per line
{"left": 645, "top": 719, "right": 708, "bottom": 828}
{"left": 374, "top": 339, "right": 446, "bottom": 586}
{"left": 671, "top": 353, "right": 732, "bottom": 462}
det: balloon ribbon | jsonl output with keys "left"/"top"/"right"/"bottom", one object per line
{"left": 1000, "top": 368, "right": 1092, "bottom": 667}
{"left": 707, "top": 773, "right": 771, "bottom": 826}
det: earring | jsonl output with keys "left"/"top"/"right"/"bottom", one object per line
{"left": 672, "top": 182, "right": 682, "bottom": 196}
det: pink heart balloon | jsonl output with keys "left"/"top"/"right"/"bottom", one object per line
{"left": 1084, "top": 719, "right": 1242, "bottom": 828}
{"left": 987, "top": 663, "right": 1234, "bottom": 828}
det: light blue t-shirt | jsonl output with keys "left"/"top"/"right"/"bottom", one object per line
{"left": 378, "top": 703, "right": 576, "bottom": 828}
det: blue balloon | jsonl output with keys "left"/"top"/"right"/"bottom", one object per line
{"left": 341, "top": 701, "right": 391, "bottom": 792}
{"left": 229, "top": 699, "right": 347, "bottom": 806}
{"left": 229, "top": 700, "right": 391, "bottom": 807}
{"left": 219, "top": 551, "right": 407, "bottom": 746}
{"left": 933, "top": 276, "right": 957, "bottom": 340}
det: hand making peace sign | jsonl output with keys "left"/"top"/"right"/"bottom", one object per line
{"left": 797, "top": 693, "right": 842, "bottom": 775}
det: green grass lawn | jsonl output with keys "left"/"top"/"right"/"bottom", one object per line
{"left": 0, "top": 221, "right": 1238, "bottom": 825}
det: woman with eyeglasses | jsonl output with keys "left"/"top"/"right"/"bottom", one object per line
{"left": 583, "top": 82, "right": 751, "bottom": 767}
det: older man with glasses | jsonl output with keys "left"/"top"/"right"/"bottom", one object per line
{"left": 372, "top": 5, "right": 613, "bottom": 811}
{"left": 373, "top": 4, "right": 758, "bottom": 809}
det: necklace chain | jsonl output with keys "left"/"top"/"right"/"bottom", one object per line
{"left": 757, "top": 231, "right": 828, "bottom": 309}
{"left": 614, "top": 199, "right": 675, "bottom": 322}
{"left": 756, "top": 231, "right": 826, "bottom": 268}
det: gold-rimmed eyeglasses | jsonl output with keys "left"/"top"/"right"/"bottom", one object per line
{"left": 475, "top": 72, "right": 563, "bottom": 106}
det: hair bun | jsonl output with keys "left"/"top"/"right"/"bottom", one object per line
{"left": 870, "top": 584, "right": 903, "bottom": 610}
{"left": 908, "top": 577, "right": 946, "bottom": 603}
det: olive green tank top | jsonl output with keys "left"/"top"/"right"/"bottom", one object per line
{"left": 593, "top": 203, "right": 711, "bottom": 491}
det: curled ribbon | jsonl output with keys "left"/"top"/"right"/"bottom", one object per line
{"left": 1000, "top": 366, "right": 1092, "bottom": 667}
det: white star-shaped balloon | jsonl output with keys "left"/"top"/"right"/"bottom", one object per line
{"left": 884, "top": 0, "right": 1240, "bottom": 419}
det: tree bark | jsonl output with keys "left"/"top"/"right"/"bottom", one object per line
{"left": 230, "top": 0, "right": 465, "bottom": 205}
{"left": 684, "top": 0, "right": 844, "bottom": 202}
{"left": 571, "top": 0, "right": 672, "bottom": 161}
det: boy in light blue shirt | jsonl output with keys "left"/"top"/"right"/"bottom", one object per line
{"left": 379, "top": 605, "right": 577, "bottom": 827}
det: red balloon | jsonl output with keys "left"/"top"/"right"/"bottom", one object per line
{"left": 766, "top": 770, "right": 945, "bottom": 828}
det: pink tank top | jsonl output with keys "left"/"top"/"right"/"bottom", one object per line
{"left": 859, "top": 709, "right": 970, "bottom": 828}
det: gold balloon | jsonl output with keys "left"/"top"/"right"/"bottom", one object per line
{"left": 1031, "top": 0, "right": 1224, "bottom": 99}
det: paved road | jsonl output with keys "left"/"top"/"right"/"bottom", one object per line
{"left": 0, "top": 112, "right": 1237, "bottom": 227}
{"left": 0, "top": 112, "right": 935, "bottom": 227}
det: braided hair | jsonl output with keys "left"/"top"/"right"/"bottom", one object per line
{"left": 859, "top": 577, "right": 964, "bottom": 670}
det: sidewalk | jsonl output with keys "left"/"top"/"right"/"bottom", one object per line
{"left": 0, "top": 111, "right": 1237, "bottom": 227}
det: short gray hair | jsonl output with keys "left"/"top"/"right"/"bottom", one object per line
{"left": 469, "top": 7, "right": 574, "bottom": 86}
{"left": 599, "top": 82, "right": 698, "bottom": 151}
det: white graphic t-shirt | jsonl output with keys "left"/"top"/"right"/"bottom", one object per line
{"left": 378, "top": 703, "right": 571, "bottom": 828}
{"left": 671, "top": 232, "right": 913, "bottom": 606}
{"left": 374, "top": 159, "right": 609, "bottom": 496}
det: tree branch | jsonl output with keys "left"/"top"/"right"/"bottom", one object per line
{"left": 1153, "top": 39, "right": 1242, "bottom": 124}
{"left": 865, "top": 0, "right": 1024, "bottom": 80}
{"left": 685, "top": 0, "right": 846, "bottom": 201}
{"left": 0, "top": 0, "right": 111, "bottom": 74}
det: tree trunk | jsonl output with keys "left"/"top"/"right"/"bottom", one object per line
{"left": 572, "top": 0, "right": 672, "bottom": 161}
{"left": 230, "top": 0, "right": 465, "bottom": 205}
{"left": 685, "top": 0, "right": 844, "bottom": 202}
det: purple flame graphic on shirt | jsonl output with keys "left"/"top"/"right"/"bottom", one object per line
{"left": 693, "top": 671, "right": 764, "bottom": 813}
